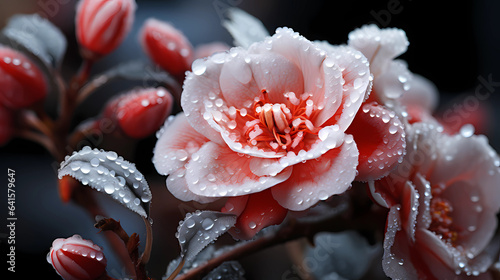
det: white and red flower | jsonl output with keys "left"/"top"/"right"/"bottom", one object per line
{"left": 371, "top": 123, "right": 500, "bottom": 279}
{"left": 154, "top": 27, "right": 376, "bottom": 239}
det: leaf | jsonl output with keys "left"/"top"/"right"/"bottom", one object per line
{"left": 176, "top": 211, "right": 237, "bottom": 262}
{"left": 0, "top": 14, "right": 66, "bottom": 68}
{"left": 58, "top": 146, "right": 152, "bottom": 218}
{"left": 222, "top": 8, "right": 270, "bottom": 48}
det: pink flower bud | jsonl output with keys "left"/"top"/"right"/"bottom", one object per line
{"left": 0, "top": 46, "right": 48, "bottom": 109}
{"left": 76, "top": 0, "right": 136, "bottom": 57}
{"left": 47, "top": 235, "right": 107, "bottom": 280}
{"left": 139, "top": 18, "right": 193, "bottom": 77}
{"left": 102, "top": 87, "right": 173, "bottom": 139}
{"left": 0, "top": 105, "right": 14, "bottom": 145}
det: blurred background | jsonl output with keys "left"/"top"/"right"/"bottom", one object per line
{"left": 0, "top": 0, "right": 499, "bottom": 279}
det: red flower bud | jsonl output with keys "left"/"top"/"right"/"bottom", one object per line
{"left": 76, "top": 0, "right": 136, "bottom": 57}
{"left": 0, "top": 105, "right": 14, "bottom": 145}
{"left": 102, "top": 87, "right": 173, "bottom": 139}
{"left": 0, "top": 46, "right": 48, "bottom": 109}
{"left": 47, "top": 235, "right": 107, "bottom": 280}
{"left": 139, "top": 18, "right": 193, "bottom": 77}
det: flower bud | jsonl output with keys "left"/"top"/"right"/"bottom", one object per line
{"left": 0, "top": 105, "right": 14, "bottom": 145}
{"left": 47, "top": 234, "right": 107, "bottom": 280}
{"left": 139, "top": 18, "right": 193, "bottom": 77}
{"left": 76, "top": 0, "right": 136, "bottom": 58}
{"left": 102, "top": 87, "right": 173, "bottom": 139}
{"left": 0, "top": 46, "right": 48, "bottom": 109}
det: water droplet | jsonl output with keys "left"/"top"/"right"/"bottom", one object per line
{"left": 460, "top": 124, "right": 474, "bottom": 138}
{"left": 248, "top": 221, "right": 257, "bottom": 229}
{"left": 192, "top": 59, "right": 207, "bottom": 75}
{"left": 106, "top": 152, "right": 118, "bottom": 161}
{"left": 389, "top": 125, "right": 398, "bottom": 134}
{"left": 104, "top": 184, "right": 114, "bottom": 194}
{"left": 202, "top": 218, "right": 214, "bottom": 230}
{"left": 90, "top": 158, "right": 100, "bottom": 167}
{"left": 80, "top": 165, "right": 90, "bottom": 174}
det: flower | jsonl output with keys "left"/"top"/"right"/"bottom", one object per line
{"left": 371, "top": 123, "right": 500, "bottom": 279}
{"left": 139, "top": 18, "right": 194, "bottom": 77}
{"left": 47, "top": 234, "right": 107, "bottom": 280}
{"left": 0, "top": 46, "right": 48, "bottom": 109}
{"left": 100, "top": 87, "right": 173, "bottom": 139}
{"left": 154, "top": 27, "right": 372, "bottom": 238}
{"left": 76, "top": 0, "right": 136, "bottom": 58}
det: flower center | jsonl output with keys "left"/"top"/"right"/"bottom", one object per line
{"left": 242, "top": 89, "right": 319, "bottom": 153}
{"left": 428, "top": 197, "right": 458, "bottom": 244}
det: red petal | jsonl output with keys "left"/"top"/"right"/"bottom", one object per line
{"left": 346, "top": 102, "right": 405, "bottom": 181}
{"left": 224, "top": 189, "right": 288, "bottom": 240}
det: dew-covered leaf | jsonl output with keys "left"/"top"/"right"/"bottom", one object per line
{"left": 0, "top": 14, "right": 66, "bottom": 68}
{"left": 176, "top": 211, "right": 237, "bottom": 262}
{"left": 202, "top": 261, "right": 245, "bottom": 280}
{"left": 222, "top": 8, "right": 269, "bottom": 48}
{"left": 58, "top": 146, "right": 152, "bottom": 218}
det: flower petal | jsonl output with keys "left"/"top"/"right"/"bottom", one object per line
{"left": 185, "top": 142, "right": 292, "bottom": 197}
{"left": 181, "top": 58, "right": 226, "bottom": 144}
{"left": 317, "top": 45, "right": 371, "bottom": 130}
{"left": 271, "top": 135, "right": 358, "bottom": 211}
{"left": 400, "top": 73, "right": 439, "bottom": 113}
{"left": 249, "top": 27, "right": 326, "bottom": 96}
{"left": 224, "top": 189, "right": 288, "bottom": 240}
{"left": 153, "top": 113, "right": 209, "bottom": 176}
{"left": 346, "top": 102, "right": 406, "bottom": 181}
{"left": 382, "top": 206, "right": 420, "bottom": 280}
{"left": 219, "top": 51, "right": 304, "bottom": 109}
{"left": 348, "top": 24, "right": 409, "bottom": 76}
{"left": 166, "top": 168, "right": 218, "bottom": 203}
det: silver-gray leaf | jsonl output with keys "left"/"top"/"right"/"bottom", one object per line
{"left": 58, "top": 146, "right": 152, "bottom": 218}
{"left": 222, "top": 8, "right": 270, "bottom": 48}
{"left": 176, "top": 211, "right": 237, "bottom": 262}
{"left": 1, "top": 14, "right": 66, "bottom": 68}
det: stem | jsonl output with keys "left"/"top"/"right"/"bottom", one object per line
{"left": 140, "top": 217, "right": 153, "bottom": 264}
{"left": 167, "top": 259, "right": 186, "bottom": 280}
{"left": 76, "top": 74, "right": 109, "bottom": 105}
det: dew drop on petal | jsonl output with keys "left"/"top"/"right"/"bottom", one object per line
{"left": 248, "top": 221, "right": 257, "bottom": 229}
{"left": 192, "top": 59, "right": 207, "bottom": 75}
{"left": 459, "top": 124, "right": 475, "bottom": 138}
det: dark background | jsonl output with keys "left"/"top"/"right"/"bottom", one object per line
{"left": 0, "top": 0, "right": 499, "bottom": 279}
